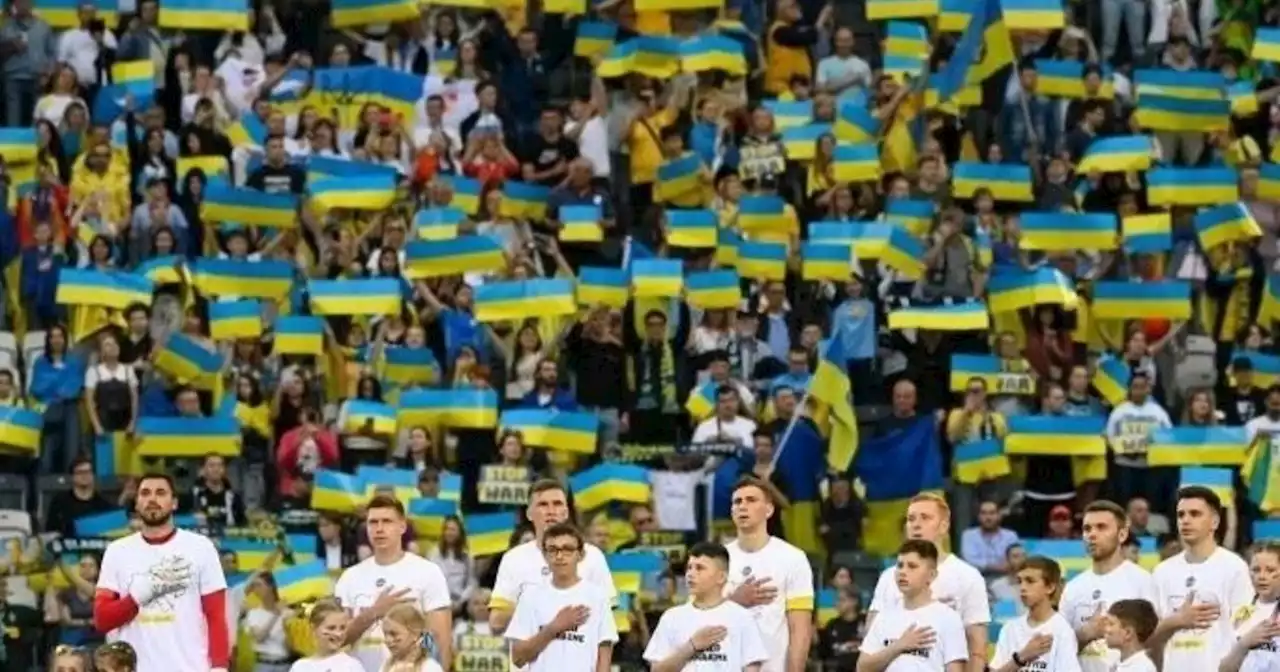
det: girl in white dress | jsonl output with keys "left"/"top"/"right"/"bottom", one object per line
{"left": 1220, "top": 541, "right": 1280, "bottom": 672}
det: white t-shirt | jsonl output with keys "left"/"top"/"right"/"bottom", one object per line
{"left": 643, "top": 600, "right": 768, "bottom": 671}
{"left": 1114, "top": 650, "right": 1158, "bottom": 672}
{"left": 96, "top": 529, "right": 228, "bottom": 672}
{"left": 991, "top": 611, "right": 1083, "bottom": 672}
{"left": 1232, "top": 600, "right": 1280, "bottom": 672}
{"left": 648, "top": 470, "right": 705, "bottom": 532}
{"left": 1059, "top": 560, "right": 1159, "bottom": 672}
{"left": 505, "top": 579, "right": 618, "bottom": 672}
{"left": 1153, "top": 547, "right": 1254, "bottom": 671}
{"left": 565, "top": 116, "right": 610, "bottom": 178}
{"left": 85, "top": 362, "right": 138, "bottom": 389}
{"left": 871, "top": 554, "right": 991, "bottom": 627}
{"left": 859, "top": 601, "right": 969, "bottom": 672}
{"left": 490, "top": 540, "right": 616, "bottom": 613}
{"left": 334, "top": 553, "right": 452, "bottom": 672}
{"left": 724, "top": 537, "right": 815, "bottom": 672}
{"left": 691, "top": 415, "right": 757, "bottom": 451}
{"left": 289, "top": 652, "right": 366, "bottom": 672}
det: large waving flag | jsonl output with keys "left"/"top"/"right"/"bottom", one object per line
{"left": 934, "top": 0, "right": 1011, "bottom": 104}
{"left": 1147, "top": 427, "right": 1248, "bottom": 467}
{"left": 1004, "top": 416, "right": 1107, "bottom": 456}
{"left": 853, "top": 417, "right": 943, "bottom": 556}
{"left": 810, "top": 325, "right": 858, "bottom": 471}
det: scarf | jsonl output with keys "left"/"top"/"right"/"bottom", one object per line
{"left": 628, "top": 339, "right": 678, "bottom": 414}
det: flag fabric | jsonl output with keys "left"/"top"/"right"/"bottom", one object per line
{"left": 595, "top": 37, "right": 681, "bottom": 79}
{"left": 607, "top": 550, "right": 666, "bottom": 594}
{"left": 445, "top": 176, "right": 482, "bottom": 214}
{"left": 310, "top": 470, "right": 365, "bottom": 512}
{"left": 467, "top": 512, "right": 518, "bottom": 556}
{"left": 1147, "top": 427, "right": 1249, "bottom": 466}
{"left": 1193, "top": 202, "right": 1262, "bottom": 250}
{"left": 1090, "top": 281, "right": 1192, "bottom": 320}
{"left": 357, "top": 465, "right": 420, "bottom": 505}
{"left": 684, "top": 381, "right": 717, "bottom": 421}
{"left": 1022, "top": 539, "right": 1091, "bottom": 575}
{"left": 1122, "top": 213, "right": 1173, "bottom": 253}
{"left": 954, "top": 439, "right": 1012, "bottom": 484}
{"left": 1019, "top": 212, "right": 1117, "bottom": 251}
{"left": 308, "top": 278, "right": 402, "bottom": 316}
{"left": 1148, "top": 166, "right": 1238, "bottom": 205}
{"left": 949, "top": 354, "right": 1008, "bottom": 392}
{"left": 810, "top": 222, "right": 891, "bottom": 254}
{"left": 884, "top": 21, "right": 929, "bottom": 56}
{"left": 577, "top": 267, "right": 629, "bottom": 308}
{"left": 201, "top": 181, "right": 299, "bottom": 228}
{"left": 1077, "top": 136, "right": 1152, "bottom": 173}
{"left": 737, "top": 195, "right": 789, "bottom": 234}
{"left": 398, "top": 388, "right": 499, "bottom": 429}
{"left": 499, "top": 409, "right": 599, "bottom": 454}
{"left": 1254, "top": 28, "right": 1280, "bottom": 62}
{"left": 1001, "top": 0, "right": 1064, "bottom": 30}
{"left": 273, "top": 561, "right": 334, "bottom": 605}
{"left": 133, "top": 416, "right": 241, "bottom": 457}
{"left": 952, "top": 162, "right": 1034, "bottom": 201}
{"left": 56, "top": 268, "right": 154, "bottom": 309}
{"left": 986, "top": 267, "right": 1077, "bottom": 314}
{"left": 630, "top": 259, "right": 684, "bottom": 298}
{"left": 559, "top": 205, "right": 604, "bottom": 243}
{"left": 407, "top": 498, "right": 458, "bottom": 539}
{"left": 0, "top": 128, "right": 37, "bottom": 163}
{"left": 685, "top": 269, "right": 741, "bottom": 309}
{"left": 330, "top": 0, "right": 419, "bottom": 27}
{"left": 801, "top": 243, "right": 855, "bottom": 281}
{"left": 309, "top": 175, "right": 397, "bottom": 212}
{"left": 111, "top": 60, "right": 155, "bottom": 102}
{"left": 832, "top": 144, "right": 881, "bottom": 183}
{"left": 882, "top": 54, "right": 927, "bottom": 77}
{"left": 888, "top": 301, "right": 991, "bottom": 331}
{"left": 274, "top": 316, "right": 325, "bottom": 356}
{"left": 715, "top": 227, "right": 740, "bottom": 266}
{"left": 342, "top": 400, "right": 397, "bottom": 435}
{"left": 1004, "top": 416, "right": 1107, "bottom": 456}
{"left": 36, "top": 0, "right": 119, "bottom": 27}
{"left": 192, "top": 258, "right": 293, "bottom": 299}
{"left": 208, "top": 301, "right": 263, "bottom": 341}
{"left": 0, "top": 407, "right": 42, "bottom": 455}
{"left": 736, "top": 241, "right": 787, "bottom": 280}
{"left": 403, "top": 236, "right": 506, "bottom": 278}
{"left": 883, "top": 198, "right": 935, "bottom": 236}
{"left": 853, "top": 417, "right": 944, "bottom": 556}
{"left": 780, "top": 124, "right": 833, "bottom": 161}
{"left": 880, "top": 226, "right": 927, "bottom": 279}
{"left": 569, "top": 463, "right": 651, "bottom": 511}
{"left": 867, "top": 0, "right": 939, "bottom": 20}
{"left": 413, "top": 207, "right": 465, "bottom": 241}
{"left": 381, "top": 348, "right": 441, "bottom": 387}
{"left": 939, "top": 0, "right": 970, "bottom": 30}
{"left": 772, "top": 416, "right": 829, "bottom": 555}
{"left": 1135, "top": 96, "right": 1230, "bottom": 132}
{"left": 762, "top": 100, "right": 813, "bottom": 130}
{"left": 655, "top": 154, "right": 702, "bottom": 202}
{"left": 834, "top": 102, "right": 880, "bottom": 142}
{"left": 1135, "top": 68, "right": 1227, "bottom": 100}
{"left": 575, "top": 21, "right": 618, "bottom": 58}
{"left": 497, "top": 181, "right": 551, "bottom": 220}
{"left": 810, "top": 326, "right": 858, "bottom": 471}
{"left": 159, "top": 0, "right": 247, "bottom": 30}
{"left": 474, "top": 278, "right": 577, "bottom": 323}
{"left": 75, "top": 509, "right": 131, "bottom": 537}
{"left": 1035, "top": 59, "right": 1088, "bottom": 98}
{"left": 679, "top": 35, "right": 747, "bottom": 75}
{"left": 153, "top": 332, "right": 221, "bottom": 389}
{"left": 1244, "top": 439, "right": 1280, "bottom": 514}
{"left": 933, "top": 0, "right": 1010, "bottom": 104}
{"left": 1180, "top": 467, "right": 1235, "bottom": 508}
{"left": 1092, "top": 356, "right": 1131, "bottom": 406}
{"left": 665, "top": 209, "right": 718, "bottom": 248}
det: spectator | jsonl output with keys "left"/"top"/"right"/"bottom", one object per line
{"left": 819, "top": 476, "right": 864, "bottom": 555}
{"left": 818, "top": 587, "right": 864, "bottom": 670}
{"left": 426, "top": 515, "right": 478, "bottom": 616}
{"left": 960, "top": 500, "right": 1020, "bottom": 575}
{"left": 691, "top": 385, "right": 757, "bottom": 449}
{"left": 1126, "top": 496, "right": 1171, "bottom": 539}
{"left": 187, "top": 454, "right": 245, "bottom": 530}
{"left": 44, "top": 456, "right": 112, "bottom": 537}
{"left": 53, "top": 552, "right": 99, "bottom": 647}
{"left": 84, "top": 331, "right": 137, "bottom": 438}
{"left": 30, "top": 325, "right": 85, "bottom": 474}
{"left": 987, "top": 544, "right": 1027, "bottom": 609}
{"left": 0, "top": 0, "right": 55, "bottom": 127}
{"left": 1046, "top": 504, "right": 1077, "bottom": 540}
{"left": 1104, "top": 371, "right": 1174, "bottom": 510}
{"left": 518, "top": 358, "right": 575, "bottom": 410}
{"left": 242, "top": 574, "right": 292, "bottom": 672}
{"left": 276, "top": 407, "right": 339, "bottom": 494}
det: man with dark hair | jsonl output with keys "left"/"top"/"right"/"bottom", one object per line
{"left": 45, "top": 454, "right": 113, "bottom": 537}
{"left": 335, "top": 494, "right": 453, "bottom": 671}
{"left": 858, "top": 539, "right": 968, "bottom": 672}
{"left": 644, "top": 541, "right": 767, "bottom": 671}
{"left": 93, "top": 472, "right": 230, "bottom": 672}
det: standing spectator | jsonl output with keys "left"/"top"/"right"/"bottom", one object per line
{"left": 818, "top": 587, "right": 865, "bottom": 671}
{"left": 187, "top": 454, "right": 245, "bottom": 530}
{"left": 960, "top": 501, "right": 1020, "bottom": 576}
{"left": 819, "top": 476, "right": 864, "bottom": 555}
{"left": 84, "top": 331, "right": 137, "bottom": 439}
{"left": 44, "top": 456, "right": 113, "bottom": 537}
{"left": 1104, "top": 371, "right": 1173, "bottom": 511}
{"left": 426, "top": 515, "right": 478, "bottom": 616}
{"left": 0, "top": 0, "right": 55, "bottom": 127}
{"left": 243, "top": 574, "right": 292, "bottom": 672}
{"left": 30, "top": 325, "right": 85, "bottom": 474}
{"left": 276, "top": 408, "right": 339, "bottom": 495}
{"left": 815, "top": 26, "right": 872, "bottom": 101}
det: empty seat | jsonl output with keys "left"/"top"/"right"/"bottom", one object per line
{"left": 0, "top": 331, "right": 16, "bottom": 359}
{"left": 21, "top": 331, "right": 45, "bottom": 360}
{"left": 0, "top": 475, "right": 26, "bottom": 513}
{"left": 0, "top": 509, "right": 32, "bottom": 537}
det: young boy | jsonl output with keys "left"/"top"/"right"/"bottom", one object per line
{"left": 506, "top": 522, "right": 618, "bottom": 672}
{"left": 992, "top": 556, "right": 1082, "bottom": 672}
{"left": 94, "top": 641, "right": 139, "bottom": 672}
{"left": 1105, "top": 599, "right": 1159, "bottom": 672}
{"left": 643, "top": 541, "right": 769, "bottom": 671}
{"left": 857, "top": 539, "right": 968, "bottom": 672}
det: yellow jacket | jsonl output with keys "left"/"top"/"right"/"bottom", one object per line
{"left": 70, "top": 154, "right": 131, "bottom": 225}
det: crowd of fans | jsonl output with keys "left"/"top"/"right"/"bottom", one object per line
{"left": 0, "top": 0, "right": 1272, "bottom": 669}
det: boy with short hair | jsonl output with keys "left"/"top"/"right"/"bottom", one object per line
{"left": 858, "top": 540, "right": 968, "bottom": 672}
{"left": 95, "top": 641, "right": 139, "bottom": 672}
{"left": 1105, "top": 599, "right": 1159, "bottom": 672}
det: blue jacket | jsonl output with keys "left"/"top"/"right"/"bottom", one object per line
{"left": 30, "top": 354, "right": 85, "bottom": 405}
{"left": 20, "top": 246, "right": 63, "bottom": 319}
{"left": 519, "top": 388, "right": 578, "bottom": 411}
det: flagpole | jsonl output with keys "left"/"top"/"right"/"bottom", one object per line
{"left": 768, "top": 387, "right": 813, "bottom": 472}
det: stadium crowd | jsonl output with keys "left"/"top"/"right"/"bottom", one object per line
{"left": 0, "top": 0, "right": 1273, "bottom": 670}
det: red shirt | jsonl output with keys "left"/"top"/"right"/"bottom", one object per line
{"left": 463, "top": 155, "right": 519, "bottom": 189}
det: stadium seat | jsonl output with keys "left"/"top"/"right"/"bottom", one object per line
{"left": 21, "top": 330, "right": 45, "bottom": 364}
{"left": 0, "top": 475, "right": 27, "bottom": 513}
{"left": 35, "top": 475, "right": 72, "bottom": 525}
{"left": 0, "top": 509, "right": 33, "bottom": 538}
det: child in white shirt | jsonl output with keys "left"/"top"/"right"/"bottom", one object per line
{"left": 858, "top": 539, "right": 968, "bottom": 672}
{"left": 1104, "top": 599, "right": 1159, "bottom": 672}
{"left": 991, "top": 556, "right": 1081, "bottom": 672}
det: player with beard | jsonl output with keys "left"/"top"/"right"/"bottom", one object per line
{"left": 1059, "top": 500, "right": 1158, "bottom": 672}
{"left": 867, "top": 493, "right": 989, "bottom": 672}
{"left": 93, "top": 472, "right": 230, "bottom": 672}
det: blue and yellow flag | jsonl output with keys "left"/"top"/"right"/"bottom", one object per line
{"left": 273, "top": 560, "right": 334, "bottom": 605}
{"left": 398, "top": 388, "right": 499, "bottom": 429}
{"left": 310, "top": 176, "right": 397, "bottom": 212}
{"left": 801, "top": 243, "right": 854, "bottom": 282}
{"left": 407, "top": 498, "right": 458, "bottom": 539}
{"left": 569, "top": 463, "right": 651, "bottom": 511}
{"left": 309, "top": 278, "right": 402, "bottom": 316}
{"left": 888, "top": 301, "right": 991, "bottom": 331}
{"left": 883, "top": 198, "right": 935, "bottom": 236}
{"left": 735, "top": 240, "right": 787, "bottom": 280}
{"left": 607, "top": 551, "right": 665, "bottom": 594}
{"left": 381, "top": 347, "right": 440, "bottom": 388}
{"left": 811, "top": 326, "right": 858, "bottom": 471}
{"left": 685, "top": 269, "right": 741, "bottom": 310}
{"left": 684, "top": 381, "right": 717, "bottom": 421}
{"left": 444, "top": 175, "right": 482, "bottom": 215}
{"left": 208, "top": 301, "right": 262, "bottom": 341}
{"left": 330, "top": 0, "right": 419, "bottom": 27}
{"left": 1180, "top": 467, "right": 1235, "bottom": 508}
{"left": 1090, "top": 280, "right": 1192, "bottom": 320}
{"left": 154, "top": 332, "right": 222, "bottom": 389}
{"left": 357, "top": 465, "right": 420, "bottom": 505}
{"left": 192, "top": 258, "right": 293, "bottom": 299}
{"left": 884, "top": 20, "right": 929, "bottom": 56}
{"left": 1245, "top": 440, "right": 1280, "bottom": 514}
{"left": 576, "top": 267, "right": 629, "bottom": 308}
{"left": 1077, "top": 136, "right": 1152, "bottom": 173}
{"left": 780, "top": 124, "right": 832, "bottom": 162}
{"left": 714, "top": 227, "right": 740, "bottom": 266}
{"left": 854, "top": 417, "right": 944, "bottom": 556}
{"left": 474, "top": 278, "right": 576, "bottom": 323}
{"left": 938, "top": 0, "right": 970, "bottom": 30}
{"left": 342, "top": 400, "right": 397, "bottom": 435}
{"left": 1001, "top": 0, "right": 1064, "bottom": 30}
{"left": 1035, "top": 59, "right": 1088, "bottom": 98}
{"left": 880, "top": 226, "right": 927, "bottom": 279}
{"left": 1147, "top": 427, "right": 1248, "bottom": 467}
{"left": 1194, "top": 202, "right": 1262, "bottom": 250}
{"left": 737, "top": 194, "right": 789, "bottom": 234}
{"left": 468, "top": 512, "right": 518, "bottom": 557}
{"left": 75, "top": 509, "right": 131, "bottom": 538}
{"left": 655, "top": 154, "right": 702, "bottom": 202}
{"left": 986, "top": 267, "right": 1077, "bottom": 314}
{"left": 762, "top": 100, "right": 813, "bottom": 130}
{"left": 311, "top": 470, "right": 365, "bottom": 513}
{"left": 413, "top": 207, "right": 465, "bottom": 241}
{"left": 1020, "top": 212, "right": 1117, "bottom": 251}
{"left": 867, "top": 0, "right": 939, "bottom": 20}
{"left": 1022, "top": 539, "right": 1091, "bottom": 576}
{"left": 631, "top": 259, "right": 684, "bottom": 298}
{"left": 834, "top": 102, "right": 880, "bottom": 143}
{"left": 679, "top": 34, "right": 747, "bottom": 76}
{"left": 595, "top": 36, "right": 681, "bottom": 79}
{"left": 57, "top": 268, "right": 153, "bottom": 309}
{"left": 954, "top": 439, "right": 1011, "bottom": 484}
{"left": 274, "top": 316, "right": 325, "bottom": 356}
{"left": 952, "top": 162, "right": 1034, "bottom": 201}
{"left": 665, "top": 209, "right": 717, "bottom": 248}
{"left": 403, "top": 236, "right": 506, "bottom": 279}
{"left": 1148, "top": 166, "right": 1238, "bottom": 206}
{"left": 202, "top": 181, "right": 299, "bottom": 228}
{"left": 0, "top": 128, "right": 37, "bottom": 163}
{"left": 0, "top": 407, "right": 42, "bottom": 455}
{"left": 1122, "top": 213, "right": 1172, "bottom": 254}
{"left": 1136, "top": 96, "right": 1230, "bottom": 133}
{"left": 111, "top": 60, "right": 155, "bottom": 101}
{"left": 933, "top": 0, "right": 1011, "bottom": 103}
{"left": 1254, "top": 28, "right": 1280, "bottom": 63}
{"left": 832, "top": 144, "right": 881, "bottom": 183}
{"left": 36, "top": 0, "right": 119, "bottom": 28}
{"left": 1092, "top": 355, "right": 1131, "bottom": 406}
{"left": 499, "top": 409, "right": 599, "bottom": 454}
{"left": 500, "top": 181, "right": 551, "bottom": 220}
{"left": 1135, "top": 68, "right": 1226, "bottom": 100}
{"left": 575, "top": 21, "right": 618, "bottom": 58}
{"left": 159, "top": 0, "right": 247, "bottom": 30}
{"left": 430, "top": 47, "right": 458, "bottom": 77}
{"left": 134, "top": 416, "right": 240, "bottom": 458}
{"left": 1005, "top": 416, "right": 1107, "bottom": 456}
{"left": 559, "top": 205, "right": 603, "bottom": 243}
{"left": 949, "top": 354, "right": 1021, "bottom": 392}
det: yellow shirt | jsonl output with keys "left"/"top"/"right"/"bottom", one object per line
{"left": 945, "top": 409, "right": 1008, "bottom": 444}
{"left": 764, "top": 20, "right": 812, "bottom": 96}
{"left": 636, "top": 10, "right": 671, "bottom": 35}
{"left": 628, "top": 107, "right": 677, "bottom": 185}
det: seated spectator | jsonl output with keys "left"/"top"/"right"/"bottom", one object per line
{"left": 44, "top": 456, "right": 112, "bottom": 537}
{"left": 960, "top": 500, "right": 1020, "bottom": 575}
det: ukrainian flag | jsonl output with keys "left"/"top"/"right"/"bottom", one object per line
{"left": 715, "top": 227, "right": 740, "bottom": 267}
{"left": 273, "top": 560, "right": 334, "bottom": 605}
{"left": 159, "top": 0, "right": 247, "bottom": 30}
{"left": 133, "top": 416, "right": 241, "bottom": 458}
{"left": 1135, "top": 68, "right": 1226, "bottom": 101}
{"left": 665, "top": 209, "right": 717, "bottom": 248}
{"left": 986, "top": 267, "right": 1077, "bottom": 314}
{"left": 413, "top": 207, "right": 464, "bottom": 241}
{"left": 474, "top": 278, "right": 576, "bottom": 323}
{"left": 810, "top": 222, "right": 892, "bottom": 257}
{"left": 679, "top": 35, "right": 747, "bottom": 76}
{"left": 1259, "top": 521, "right": 1280, "bottom": 540}
{"left": 607, "top": 551, "right": 665, "bottom": 594}
{"left": 208, "top": 301, "right": 262, "bottom": 341}
{"left": 1005, "top": 416, "right": 1107, "bottom": 456}
{"left": 884, "top": 21, "right": 929, "bottom": 56}
{"left": 881, "top": 225, "right": 927, "bottom": 279}
{"left": 36, "top": 0, "right": 118, "bottom": 28}
{"left": 1245, "top": 441, "right": 1280, "bottom": 514}
{"left": 684, "top": 381, "right": 717, "bottom": 421}
{"left": 1261, "top": 279, "right": 1280, "bottom": 328}
{"left": 953, "top": 162, "right": 1034, "bottom": 201}
{"left": 631, "top": 259, "right": 684, "bottom": 298}
{"left": 1254, "top": 27, "right": 1280, "bottom": 63}
{"left": 883, "top": 54, "right": 927, "bottom": 77}
{"left": 762, "top": 100, "right": 813, "bottom": 131}
{"left": 310, "top": 470, "right": 365, "bottom": 513}
{"left": 111, "top": 60, "right": 155, "bottom": 101}
{"left": 575, "top": 21, "right": 618, "bottom": 58}
{"left": 431, "top": 47, "right": 457, "bottom": 76}
{"left": 1148, "top": 166, "right": 1237, "bottom": 206}
{"left": 636, "top": 0, "right": 719, "bottom": 9}
{"left": 1090, "top": 280, "right": 1192, "bottom": 319}
{"left": 176, "top": 155, "right": 230, "bottom": 186}
{"left": 0, "top": 407, "right": 41, "bottom": 455}
{"left": 408, "top": 498, "right": 457, "bottom": 539}
{"left": 780, "top": 124, "right": 832, "bottom": 162}
{"left": 0, "top": 128, "right": 36, "bottom": 163}
{"left": 192, "top": 258, "right": 293, "bottom": 299}
{"left": 577, "top": 267, "right": 629, "bottom": 308}
{"left": 500, "top": 181, "right": 551, "bottom": 220}
{"left": 225, "top": 113, "right": 267, "bottom": 148}
{"left": 834, "top": 102, "right": 880, "bottom": 142}
{"left": 888, "top": 301, "right": 991, "bottom": 331}
{"left": 1148, "top": 427, "right": 1248, "bottom": 466}
{"left": 655, "top": 154, "right": 701, "bottom": 202}
{"left": 358, "top": 465, "right": 420, "bottom": 505}
{"left": 403, "top": 236, "right": 505, "bottom": 279}
{"left": 1136, "top": 96, "right": 1230, "bottom": 132}
{"left": 135, "top": 256, "right": 185, "bottom": 285}
{"left": 74, "top": 509, "right": 131, "bottom": 538}
{"left": 596, "top": 37, "right": 681, "bottom": 79}
{"left": 832, "top": 144, "right": 881, "bottom": 183}
{"left": 467, "top": 512, "right": 518, "bottom": 557}
{"left": 867, "top": 0, "right": 938, "bottom": 20}
{"left": 924, "top": 75, "right": 983, "bottom": 109}
{"left": 801, "top": 243, "right": 854, "bottom": 281}
{"left": 499, "top": 409, "right": 599, "bottom": 454}
{"left": 202, "top": 181, "right": 299, "bottom": 228}
{"left": 737, "top": 194, "right": 788, "bottom": 234}
{"left": 1035, "top": 59, "right": 1088, "bottom": 98}
{"left": 274, "top": 316, "right": 325, "bottom": 356}
{"left": 57, "top": 268, "right": 153, "bottom": 309}
{"left": 1022, "top": 539, "right": 1091, "bottom": 576}
{"left": 1001, "top": 0, "right": 1063, "bottom": 30}
{"left": 811, "top": 326, "right": 858, "bottom": 471}
{"left": 883, "top": 198, "right": 934, "bottom": 237}
{"left": 381, "top": 347, "right": 440, "bottom": 387}
{"left": 954, "top": 439, "right": 1012, "bottom": 484}
{"left": 736, "top": 240, "right": 787, "bottom": 280}
{"left": 685, "top": 269, "right": 741, "bottom": 310}
{"left": 330, "top": 0, "right": 419, "bottom": 27}
{"left": 1180, "top": 467, "right": 1235, "bottom": 508}
{"left": 559, "top": 204, "right": 603, "bottom": 243}
{"left": 569, "top": 463, "right": 651, "bottom": 511}
{"left": 939, "top": 0, "right": 970, "bottom": 30}
{"left": 1122, "top": 213, "right": 1172, "bottom": 254}
{"left": 815, "top": 589, "right": 839, "bottom": 627}
{"left": 309, "top": 278, "right": 401, "bottom": 316}
{"left": 1260, "top": 163, "right": 1280, "bottom": 202}
{"left": 441, "top": 470, "right": 463, "bottom": 502}
{"left": 311, "top": 156, "right": 399, "bottom": 186}
{"left": 399, "top": 388, "right": 498, "bottom": 429}
{"left": 154, "top": 332, "right": 222, "bottom": 388}
{"left": 1230, "top": 81, "right": 1259, "bottom": 117}
{"left": 1019, "top": 212, "right": 1117, "bottom": 251}
{"left": 1092, "top": 356, "right": 1131, "bottom": 406}
{"left": 310, "top": 176, "right": 397, "bottom": 212}
{"left": 444, "top": 176, "right": 482, "bottom": 215}
{"left": 948, "top": 354, "right": 1004, "bottom": 391}
{"left": 1077, "top": 136, "right": 1152, "bottom": 173}
{"left": 1194, "top": 202, "right": 1262, "bottom": 250}
{"left": 933, "top": 0, "right": 1011, "bottom": 104}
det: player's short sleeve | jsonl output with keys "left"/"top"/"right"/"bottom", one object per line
{"left": 96, "top": 540, "right": 124, "bottom": 594}
{"left": 490, "top": 552, "right": 521, "bottom": 612}
{"left": 938, "top": 610, "right": 969, "bottom": 664}
{"left": 595, "top": 590, "right": 619, "bottom": 644}
{"left": 505, "top": 589, "right": 537, "bottom": 642}
{"left": 196, "top": 535, "right": 228, "bottom": 595}
{"left": 990, "top": 619, "right": 1015, "bottom": 667}
{"left": 783, "top": 547, "right": 815, "bottom": 612}
{"left": 418, "top": 560, "right": 453, "bottom": 612}
{"left": 736, "top": 605, "right": 769, "bottom": 665}
{"left": 858, "top": 612, "right": 887, "bottom": 655}
{"left": 959, "top": 564, "right": 991, "bottom": 625}
{"left": 868, "top": 567, "right": 895, "bottom": 614}
{"left": 642, "top": 610, "right": 677, "bottom": 663}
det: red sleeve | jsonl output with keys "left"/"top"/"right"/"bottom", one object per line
{"left": 275, "top": 430, "right": 298, "bottom": 471}
{"left": 318, "top": 431, "right": 340, "bottom": 465}
{"left": 93, "top": 588, "right": 139, "bottom": 634}
{"left": 200, "top": 589, "right": 230, "bottom": 668}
